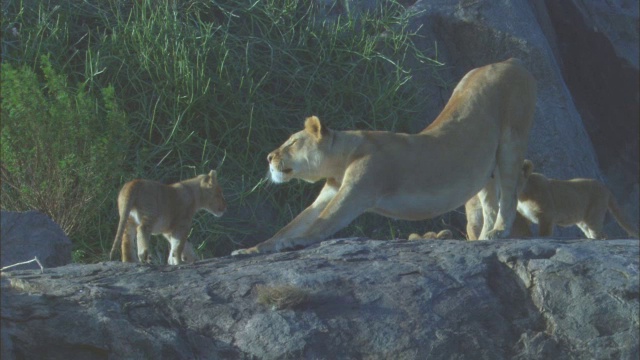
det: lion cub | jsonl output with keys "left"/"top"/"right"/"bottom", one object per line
{"left": 408, "top": 229, "right": 454, "bottom": 240}
{"left": 109, "top": 170, "right": 227, "bottom": 265}
{"left": 517, "top": 160, "right": 638, "bottom": 239}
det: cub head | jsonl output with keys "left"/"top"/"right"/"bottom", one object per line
{"left": 517, "top": 159, "right": 535, "bottom": 194}
{"left": 200, "top": 170, "right": 227, "bottom": 217}
{"left": 267, "top": 116, "right": 332, "bottom": 184}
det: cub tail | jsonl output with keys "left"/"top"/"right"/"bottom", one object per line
{"left": 109, "top": 181, "right": 138, "bottom": 261}
{"left": 607, "top": 192, "right": 639, "bottom": 239}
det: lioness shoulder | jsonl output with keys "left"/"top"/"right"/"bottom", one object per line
{"left": 109, "top": 170, "right": 227, "bottom": 265}
{"left": 517, "top": 160, "right": 639, "bottom": 239}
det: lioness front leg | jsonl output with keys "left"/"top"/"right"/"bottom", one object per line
{"left": 231, "top": 182, "right": 338, "bottom": 255}
{"left": 269, "top": 185, "right": 370, "bottom": 252}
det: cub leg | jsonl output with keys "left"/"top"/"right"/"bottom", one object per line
{"left": 181, "top": 241, "right": 198, "bottom": 263}
{"left": 166, "top": 226, "right": 189, "bottom": 265}
{"left": 136, "top": 224, "right": 152, "bottom": 263}
{"left": 121, "top": 218, "right": 138, "bottom": 263}
{"left": 537, "top": 217, "right": 555, "bottom": 237}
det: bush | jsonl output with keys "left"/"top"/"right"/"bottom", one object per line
{"left": 2, "top": 0, "right": 444, "bottom": 261}
{"left": 1, "top": 56, "right": 129, "bottom": 262}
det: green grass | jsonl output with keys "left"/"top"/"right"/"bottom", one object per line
{"left": 1, "top": 0, "right": 447, "bottom": 263}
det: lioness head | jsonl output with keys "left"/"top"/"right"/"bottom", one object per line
{"left": 267, "top": 116, "right": 332, "bottom": 184}
{"left": 200, "top": 170, "right": 227, "bottom": 217}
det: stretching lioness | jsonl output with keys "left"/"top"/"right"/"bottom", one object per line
{"left": 109, "top": 170, "right": 227, "bottom": 265}
{"left": 232, "top": 58, "right": 536, "bottom": 255}
{"left": 465, "top": 194, "right": 532, "bottom": 240}
{"left": 516, "top": 160, "right": 638, "bottom": 239}
{"left": 408, "top": 229, "right": 454, "bottom": 240}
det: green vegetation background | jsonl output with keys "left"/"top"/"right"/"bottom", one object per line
{"left": 1, "top": 0, "right": 450, "bottom": 263}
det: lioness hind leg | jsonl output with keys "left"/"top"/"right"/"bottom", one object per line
{"left": 577, "top": 222, "right": 606, "bottom": 240}
{"left": 486, "top": 142, "right": 527, "bottom": 239}
{"left": 477, "top": 179, "right": 500, "bottom": 240}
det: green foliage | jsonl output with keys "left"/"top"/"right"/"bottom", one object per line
{"left": 1, "top": 57, "right": 129, "bottom": 262}
{"left": 1, "top": 0, "right": 445, "bottom": 262}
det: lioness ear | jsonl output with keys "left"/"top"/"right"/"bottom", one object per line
{"left": 522, "top": 160, "right": 534, "bottom": 178}
{"left": 304, "top": 115, "right": 327, "bottom": 139}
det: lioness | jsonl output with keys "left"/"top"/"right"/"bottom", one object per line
{"left": 517, "top": 160, "right": 639, "bottom": 239}
{"left": 109, "top": 170, "right": 227, "bottom": 265}
{"left": 232, "top": 58, "right": 536, "bottom": 255}
{"left": 465, "top": 194, "right": 532, "bottom": 240}
{"left": 408, "top": 229, "right": 454, "bottom": 240}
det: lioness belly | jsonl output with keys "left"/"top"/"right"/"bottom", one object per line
{"left": 372, "top": 193, "right": 468, "bottom": 221}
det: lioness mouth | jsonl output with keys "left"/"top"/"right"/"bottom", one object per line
{"left": 282, "top": 168, "right": 293, "bottom": 174}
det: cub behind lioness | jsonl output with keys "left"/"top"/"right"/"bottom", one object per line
{"left": 517, "top": 160, "right": 638, "bottom": 239}
{"left": 109, "top": 170, "right": 227, "bottom": 265}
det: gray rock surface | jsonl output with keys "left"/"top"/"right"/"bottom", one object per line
{"left": 2, "top": 238, "right": 638, "bottom": 359}
{"left": 394, "top": 0, "right": 638, "bottom": 237}
{"left": 1, "top": 210, "right": 72, "bottom": 270}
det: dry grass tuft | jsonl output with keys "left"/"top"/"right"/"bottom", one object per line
{"left": 256, "top": 284, "right": 311, "bottom": 310}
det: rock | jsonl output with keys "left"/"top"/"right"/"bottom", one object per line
{"left": 2, "top": 238, "right": 638, "bottom": 359}
{"left": 311, "top": 1, "right": 639, "bottom": 238}
{"left": 1, "top": 211, "right": 72, "bottom": 270}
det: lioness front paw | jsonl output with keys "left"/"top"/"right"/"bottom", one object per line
{"left": 484, "top": 229, "right": 507, "bottom": 239}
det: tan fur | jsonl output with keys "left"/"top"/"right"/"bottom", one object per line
{"left": 232, "top": 58, "right": 536, "bottom": 255}
{"left": 465, "top": 195, "right": 532, "bottom": 240}
{"left": 516, "top": 160, "right": 639, "bottom": 239}
{"left": 408, "top": 229, "right": 454, "bottom": 240}
{"left": 109, "top": 170, "right": 227, "bottom": 265}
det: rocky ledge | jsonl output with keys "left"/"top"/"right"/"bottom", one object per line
{"left": 1, "top": 238, "right": 638, "bottom": 359}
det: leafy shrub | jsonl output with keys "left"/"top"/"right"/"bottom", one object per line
{"left": 1, "top": 56, "right": 129, "bottom": 262}
{"left": 2, "top": 0, "right": 444, "bottom": 261}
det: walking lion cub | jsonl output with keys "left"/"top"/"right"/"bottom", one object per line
{"left": 109, "top": 170, "right": 227, "bottom": 265}
{"left": 517, "top": 160, "right": 638, "bottom": 239}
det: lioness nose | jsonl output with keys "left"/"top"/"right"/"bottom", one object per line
{"left": 267, "top": 153, "right": 274, "bottom": 163}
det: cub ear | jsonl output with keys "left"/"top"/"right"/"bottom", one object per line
{"left": 522, "top": 160, "right": 534, "bottom": 178}
{"left": 304, "top": 115, "right": 327, "bottom": 139}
